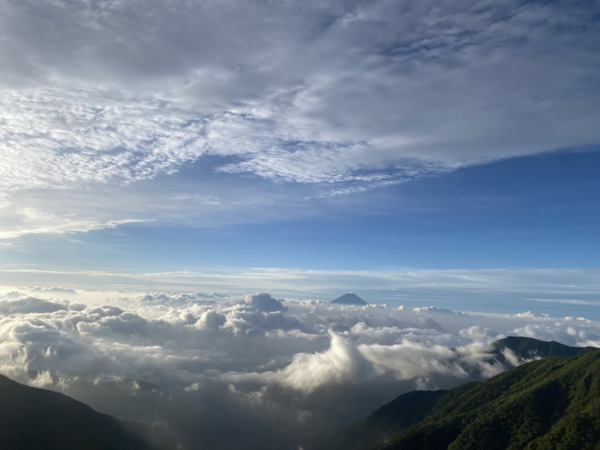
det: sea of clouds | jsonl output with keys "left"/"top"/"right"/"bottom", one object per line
{"left": 0, "top": 289, "right": 598, "bottom": 449}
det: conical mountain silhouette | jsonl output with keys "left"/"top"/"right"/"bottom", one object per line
{"left": 330, "top": 293, "right": 368, "bottom": 305}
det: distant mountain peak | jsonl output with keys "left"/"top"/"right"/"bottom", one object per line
{"left": 330, "top": 293, "right": 368, "bottom": 305}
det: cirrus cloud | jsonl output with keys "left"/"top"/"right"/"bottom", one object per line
{"left": 0, "top": 0, "right": 599, "bottom": 238}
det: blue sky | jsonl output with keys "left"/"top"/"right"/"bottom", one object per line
{"left": 0, "top": 0, "right": 599, "bottom": 316}
{"left": 5, "top": 149, "right": 598, "bottom": 272}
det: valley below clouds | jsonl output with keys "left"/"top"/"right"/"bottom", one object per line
{"left": 0, "top": 289, "right": 598, "bottom": 449}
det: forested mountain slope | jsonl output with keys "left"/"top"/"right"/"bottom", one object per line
{"left": 320, "top": 337, "right": 598, "bottom": 450}
{"left": 382, "top": 349, "right": 600, "bottom": 450}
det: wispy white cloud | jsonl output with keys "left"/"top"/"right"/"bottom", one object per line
{"left": 0, "top": 0, "right": 598, "bottom": 238}
{"left": 0, "top": 216, "right": 149, "bottom": 240}
{"left": 526, "top": 298, "right": 600, "bottom": 306}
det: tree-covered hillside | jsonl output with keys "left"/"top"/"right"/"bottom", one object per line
{"left": 382, "top": 349, "right": 600, "bottom": 449}
{"left": 318, "top": 337, "right": 599, "bottom": 450}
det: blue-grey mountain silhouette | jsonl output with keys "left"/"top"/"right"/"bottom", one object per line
{"left": 330, "top": 293, "right": 368, "bottom": 305}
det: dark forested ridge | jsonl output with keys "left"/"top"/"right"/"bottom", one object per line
{"left": 0, "top": 374, "right": 156, "bottom": 450}
{"left": 382, "top": 349, "right": 600, "bottom": 449}
{"left": 318, "top": 337, "right": 600, "bottom": 450}
{"left": 492, "top": 335, "right": 597, "bottom": 360}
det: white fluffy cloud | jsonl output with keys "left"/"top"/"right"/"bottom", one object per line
{"left": 0, "top": 289, "right": 598, "bottom": 448}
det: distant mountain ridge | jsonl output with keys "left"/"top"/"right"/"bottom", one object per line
{"left": 318, "top": 336, "right": 599, "bottom": 450}
{"left": 492, "top": 335, "right": 596, "bottom": 359}
{"left": 330, "top": 293, "right": 368, "bottom": 305}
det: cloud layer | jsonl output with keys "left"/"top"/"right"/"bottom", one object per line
{"left": 0, "top": 288, "right": 598, "bottom": 448}
{"left": 1, "top": 0, "right": 599, "bottom": 237}
{"left": 3, "top": 267, "right": 599, "bottom": 319}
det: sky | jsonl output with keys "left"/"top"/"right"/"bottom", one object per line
{"left": 0, "top": 1, "right": 600, "bottom": 447}
{"left": 0, "top": 0, "right": 599, "bottom": 312}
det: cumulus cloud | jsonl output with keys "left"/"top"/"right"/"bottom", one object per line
{"left": 0, "top": 296, "right": 67, "bottom": 315}
{"left": 0, "top": 289, "right": 598, "bottom": 449}
{"left": 263, "top": 332, "right": 376, "bottom": 393}
{"left": 246, "top": 293, "right": 286, "bottom": 312}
